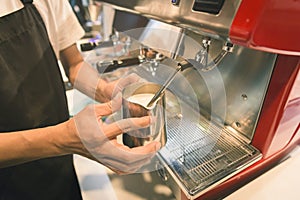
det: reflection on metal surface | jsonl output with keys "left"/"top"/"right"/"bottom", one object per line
{"left": 86, "top": 20, "right": 276, "bottom": 198}
{"left": 81, "top": 0, "right": 300, "bottom": 199}
{"left": 194, "top": 41, "right": 234, "bottom": 71}
{"left": 98, "top": 0, "right": 242, "bottom": 39}
{"left": 158, "top": 101, "right": 262, "bottom": 199}
{"left": 174, "top": 31, "right": 277, "bottom": 140}
{"left": 96, "top": 43, "right": 165, "bottom": 74}
{"left": 95, "top": 33, "right": 276, "bottom": 144}
{"left": 122, "top": 82, "right": 167, "bottom": 148}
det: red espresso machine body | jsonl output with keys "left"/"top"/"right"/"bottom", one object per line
{"left": 199, "top": 56, "right": 300, "bottom": 200}
{"left": 98, "top": 0, "right": 300, "bottom": 199}
{"left": 203, "top": 1, "right": 300, "bottom": 199}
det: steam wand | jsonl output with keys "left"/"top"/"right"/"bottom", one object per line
{"left": 196, "top": 41, "right": 234, "bottom": 71}
{"left": 146, "top": 60, "right": 191, "bottom": 107}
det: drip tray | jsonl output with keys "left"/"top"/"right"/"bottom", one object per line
{"left": 158, "top": 116, "right": 262, "bottom": 199}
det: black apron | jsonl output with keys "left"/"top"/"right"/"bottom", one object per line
{"left": 0, "top": 0, "right": 82, "bottom": 199}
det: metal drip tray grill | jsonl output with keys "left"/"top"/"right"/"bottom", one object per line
{"left": 159, "top": 115, "right": 262, "bottom": 198}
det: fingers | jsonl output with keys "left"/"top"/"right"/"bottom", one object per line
{"left": 109, "top": 139, "right": 160, "bottom": 163}
{"left": 119, "top": 73, "right": 142, "bottom": 86}
{"left": 112, "top": 73, "right": 146, "bottom": 96}
{"left": 127, "top": 141, "right": 161, "bottom": 154}
{"left": 112, "top": 139, "right": 161, "bottom": 154}
{"left": 109, "top": 73, "right": 150, "bottom": 100}
{"left": 99, "top": 140, "right": 161, "bottom": 174}
{"left": 93, "top": 93, "right": 122, "bottom": 116}
{"left": 77, "top": 95, "right": 152, "bottom": 140}
{"left": 102, "top": 116, "right": 152, "bottom": 139}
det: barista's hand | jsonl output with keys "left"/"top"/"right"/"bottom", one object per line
{"left": 66, "top": 94, "right": 161, "bottom": 174}
{"left": 73, "top": 61, "right": 144, "bottom": 103}
{"left": 96, "top": 73, "right": 143, "bottom": 103}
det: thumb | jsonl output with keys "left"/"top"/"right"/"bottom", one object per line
{"left": 94, "top": 92, "right": 122, "bottom": 116}
{"left": 131, "top": 141, "right": 162, "bottom": 154}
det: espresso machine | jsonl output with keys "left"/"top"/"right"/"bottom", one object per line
{"left": 91, "top": 0, "right": 300, "bottom": 199}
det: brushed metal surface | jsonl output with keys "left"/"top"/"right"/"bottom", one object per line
{"left": 128, "top": 33, "right": 277, "bottom": 141}
{"left": 98, "top": 0, "right": 242, "bottom": 39}
{"left": 90, "top": 2, "right": 279, "bottom": 198}
{"left": 174, "top": 31, "right": 277, "bottom": 140}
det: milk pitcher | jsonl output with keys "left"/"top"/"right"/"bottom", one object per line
{"left": 122, "top": 82, "right": 167, "bottom": 148}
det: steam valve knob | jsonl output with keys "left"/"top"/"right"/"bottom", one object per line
{"left": 222, "top": 42, "right": 234, "bottom": 52}
{"left": 202, "top": 38, "right": 211, "bottom": 47}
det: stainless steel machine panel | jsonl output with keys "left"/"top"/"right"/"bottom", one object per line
{"left": 98, "top": 0, "right": 242, "bottom": 39}
{"left": 93, "top": 1, "right": 283, "bottom": 199}
{"left": 172, "top": 31, "right": 277, "bottom": 141}
{"left": 92, "top": 30, "right": 276, "bottom": 198}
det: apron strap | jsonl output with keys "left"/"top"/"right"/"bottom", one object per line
{"left": 20, "top": 0, "right": 33, "bottom": 4}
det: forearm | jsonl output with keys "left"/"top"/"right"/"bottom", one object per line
{"left": 69, "top": 60, "right": 107, "bottom": 101}
{"left": 60, "top": 44, "right": 108, "bottom": 102}
{"left": 0, "top": 121, "right": 74, "bottom": 168}
{"left": 60, "top": 43, "right": 141, "bottom": 103}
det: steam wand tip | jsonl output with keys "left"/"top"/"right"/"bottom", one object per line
{"left": 146, "top": 64, "right": 182, "bottom": 108}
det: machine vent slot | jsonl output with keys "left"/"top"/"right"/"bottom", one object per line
{"left": 192, "top": 0, "right": 225, "bottom": 14}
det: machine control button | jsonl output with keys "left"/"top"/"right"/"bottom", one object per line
{"left": 171, "top": 0, "right": 180, "bottom": 6}
{"left": 222, "top": 42, "right": 234, "bottom": 52}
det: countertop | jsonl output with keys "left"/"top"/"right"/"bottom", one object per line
{"left": 67, "top": 89, "right": 300, "bottom": 200}
{"left": 74, "top": 146, "right": 300, "bottom": 200}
